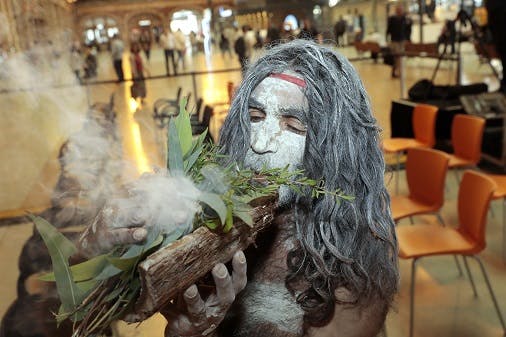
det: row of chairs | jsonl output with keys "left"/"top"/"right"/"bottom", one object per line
{"left": 383, "top": 104, "right": 486, "bottom": 194}
{"left": 382, "top": 104, "right": 506, "bottom": 337}
{"left": 152, "top": 87, "right": 215, "bottom": 142}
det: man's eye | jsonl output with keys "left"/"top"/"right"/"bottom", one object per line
{"left": 282, "top": 116, "right": 307, "bottom": 135}
{"left": 249, "top": 109, "right": 265, "bottom": 123}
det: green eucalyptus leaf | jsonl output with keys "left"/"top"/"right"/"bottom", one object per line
{"left": 38, "top": 271, "right": 56, "bottom": 282}
{"left": 107, "top": 255, "right": 139, "bottom": 272}
{"left": 184, "top": 145, "right": 203, "bottom": 173}
{"left": 72, "top": 254, "right": 109, "bottom": 282}
{"left": 204, "top": 219, "right": 218, "bottom": 230}
{"left": 199, "top": 165, "right": 228, "bottom": 194}
{"left": 76, "top": 278, "right": 100, "bottom": 294}
{"left": 167, "top": 117, "right": 184, "bottom": 172}
{"left": 95, "top": 264, "right": 123, "bottom": 280}
{"left": 39, "top": 254, "right": 108, "bottom": 282}
{"left": 231, "top": 200, "right": 253, "bottom": 226}
{"left": 223, "top": 203, "right": 234, "bottom": 232}
{"left": 199, "top": 192, "right": 227, "bottom": 225}
{"left": 56, "top": 304, "right": 70, "bottom": 325}
{"left": 174, "top": 98, "right": 192, "bottom": 157}
{"left": 195, "top": 129, "right": 208, "bottom": 147}
{"left": 31, "top": 214, "right": 85, "bottom": 313}
{"left": 108, "top": 233, "right": 164, "bottom": 271}
{"left": 237, "top": 190, "right": 273, "bottom": 204}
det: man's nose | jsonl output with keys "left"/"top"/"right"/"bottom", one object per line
{"left": 250, "top": 123, "right": 280, "bottom": 154}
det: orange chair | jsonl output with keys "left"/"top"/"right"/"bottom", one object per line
{"left": 447, "top": 114, "right": 485, "bottom": 183}
{"left": 397, "top": 170, "right": 506, "bottom": 337}
{"left": 390, "top": 148, "right": 449, "bottom": 225}
{"left": 383, "top": 104, "right": 438, "bottom": 194}
{"left": 482, "top": 173, "right": 506, "bottom": 263}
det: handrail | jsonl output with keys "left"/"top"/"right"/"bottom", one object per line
{"left": 0, "top": 54, "right": 417, "bottom": 98}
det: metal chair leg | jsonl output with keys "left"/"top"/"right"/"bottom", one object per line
{"left": 462, "top": 255, "right": 478, "bottom": 297}
{"left": 409, "top": 258, "right": 419, "bottom": 337}
{"left": 490, "top": 200, "right": 496, "bottom": 219}
{"left": 453, "top": 169, "right": 460, "bottom": 186}
{"left": 469, "top": 255, "right": 506, "bottom": 332}
{"left": 396, "top": 151, "right": 401, "bottom": 195}
{"left": 502, "top": 199, "right": 505, "bottom": 264}
{"left": 453, "top": 255, "right": 463, "bottom": 276}
{"left": 436, "top": 213, "right": 446, "bottom": 226}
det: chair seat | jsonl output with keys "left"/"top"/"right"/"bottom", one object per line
{"left": 382, "top": 138, "right": 430, "bottom": 153}
{"left": 486, "top": 174, "right": 506, "bottom": 199}
{"left": 397, "top": 224, "right": 476, "bottom": 258}
{"left": 447, "top": 154, "right": 476, "bottom": 168}
{"left": 390, "top": 195, "right": 438, "bottom": 221}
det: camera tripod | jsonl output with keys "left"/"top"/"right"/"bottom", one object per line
{"left": 431, "top": 7, "right": 500, "bottom": 85}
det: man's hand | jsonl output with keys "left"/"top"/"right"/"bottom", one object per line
{"left": 162, "top": 250, "right": 247, "bottom": 337}
{"left": 78, "top": 205, "right": 148, "bottom": 257}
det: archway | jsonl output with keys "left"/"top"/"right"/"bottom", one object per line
{"left": 283, "top": 14, "right": 299, "bottom": 31}
{"left": 127, "top": 13, "right": 163, "bottom": 46}
{"left": 170, "top": 9, "right": 210, "bottom": 53}
{"left": 81, "top": 16, "right": 119, "bottom": 50}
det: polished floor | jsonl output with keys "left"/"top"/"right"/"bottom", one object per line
{"left": 0, "top": 38, "right": 505, "bottom": 337}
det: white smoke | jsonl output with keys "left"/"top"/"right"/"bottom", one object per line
{"left": 108, "top": 172, "right": 202, "bottom": 235}
{"left": 0, "top": 23, "right": 203, "bottom": 239}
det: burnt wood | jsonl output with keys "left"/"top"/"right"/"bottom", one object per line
{"left": 126, "top": 199, "right": 277, "bottom": 322}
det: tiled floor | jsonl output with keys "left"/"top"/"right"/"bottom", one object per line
{"left": 0, "top": 40, "right": 504, "bottom": 337}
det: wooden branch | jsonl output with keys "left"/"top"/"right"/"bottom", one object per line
{"left": 125, "top": 198, "right": 277, "bottom": 322}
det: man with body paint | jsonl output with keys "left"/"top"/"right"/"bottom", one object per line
{"left": 82, "top": 40, "right": 398, "bottom": 337}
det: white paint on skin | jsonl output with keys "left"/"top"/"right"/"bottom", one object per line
{"left": 244, "top": 72, "right": 308, "bottom": 205}
{"left": 236, "top": 282, "right": 304, "bottom": 335}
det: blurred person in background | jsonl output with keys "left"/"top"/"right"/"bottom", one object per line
{"left": 139, "top": 30, "right": 152, "bottom": 61}
{"left": 110, "top": 34, "right": 124, "bottom": 82}
{"left": 386, "top": 4, "right": 410, "bottom": 78}
{"left": 160, "top": 28, "right": 177, "bottom": 76}
{"left": 174, "top": 29, "right": 186, "bottom": 71}
{"left": 129, "top": 42, "right": 149, "bottom": 103}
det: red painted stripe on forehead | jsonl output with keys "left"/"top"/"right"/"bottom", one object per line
{"left": 269, "top": 73, "right": 306, "bottom": 88}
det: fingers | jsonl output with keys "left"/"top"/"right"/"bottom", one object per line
{"left": 105, "top": 227, "right": 147, "bottom": 247}
{"left": 212, "top": 263, "right": 235, "bottom": 307}
{"left": 232, "top": 250, "right": 247, "bottom": 293}
{"left": 183, "top": 285, "right": 208, "bottom": 329}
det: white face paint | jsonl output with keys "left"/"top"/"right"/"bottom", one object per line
{"left": 243, "top": 72, "right": 308, "bottom": 205}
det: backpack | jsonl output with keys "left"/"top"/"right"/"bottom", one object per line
{"left": 234, "top": 36, "right": 246, "bottom": 56}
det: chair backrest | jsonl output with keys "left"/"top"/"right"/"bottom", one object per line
{"left": 406, "top": 147, "right": 449, "bottom": 207}
{"left": 451, "top": 114, "right": 485, "bottom": 164}
{"left": 412, "top": 104, "right": 438, "bottom": 147}
{"left": 175, "top": 87, "right": 182, "bottom": 102}
{"left": 202, "top": 105, "right": 213, "bottom": 128}
{"left": 457, "top": 170, "right": 496, "bottom": 253}
{"left": 195, "top": 97, "right": 204, "bottom": 121}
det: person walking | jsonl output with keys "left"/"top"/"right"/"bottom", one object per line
{"left": 233, "top": 27, "right": 247, "bottom": 73}
{"left": 70, "top": 44, "right": 83, "bottom": 82}
{"left": 386, "top": 4, "right": 410, "bottom": 78}
{"left": 139, "top": 30, "right": 152, "bottom": 61}
{"left": 129, "top": 42, "right": 149, "bottom": 103}
{"left": 159, "top": 28, "right": 177, "bottom": 75}
{"left": 334, "top": 15, "right": 347, "bottom": 47}
{"left": 174, "top": 29, "right": 186, "bottom": 71}
{"left": 110, "top": 34, "right": 124, "bottom": 82}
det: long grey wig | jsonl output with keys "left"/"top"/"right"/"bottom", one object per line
{"left": 219, "top": 40, "right": 398, "bottom": 327}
